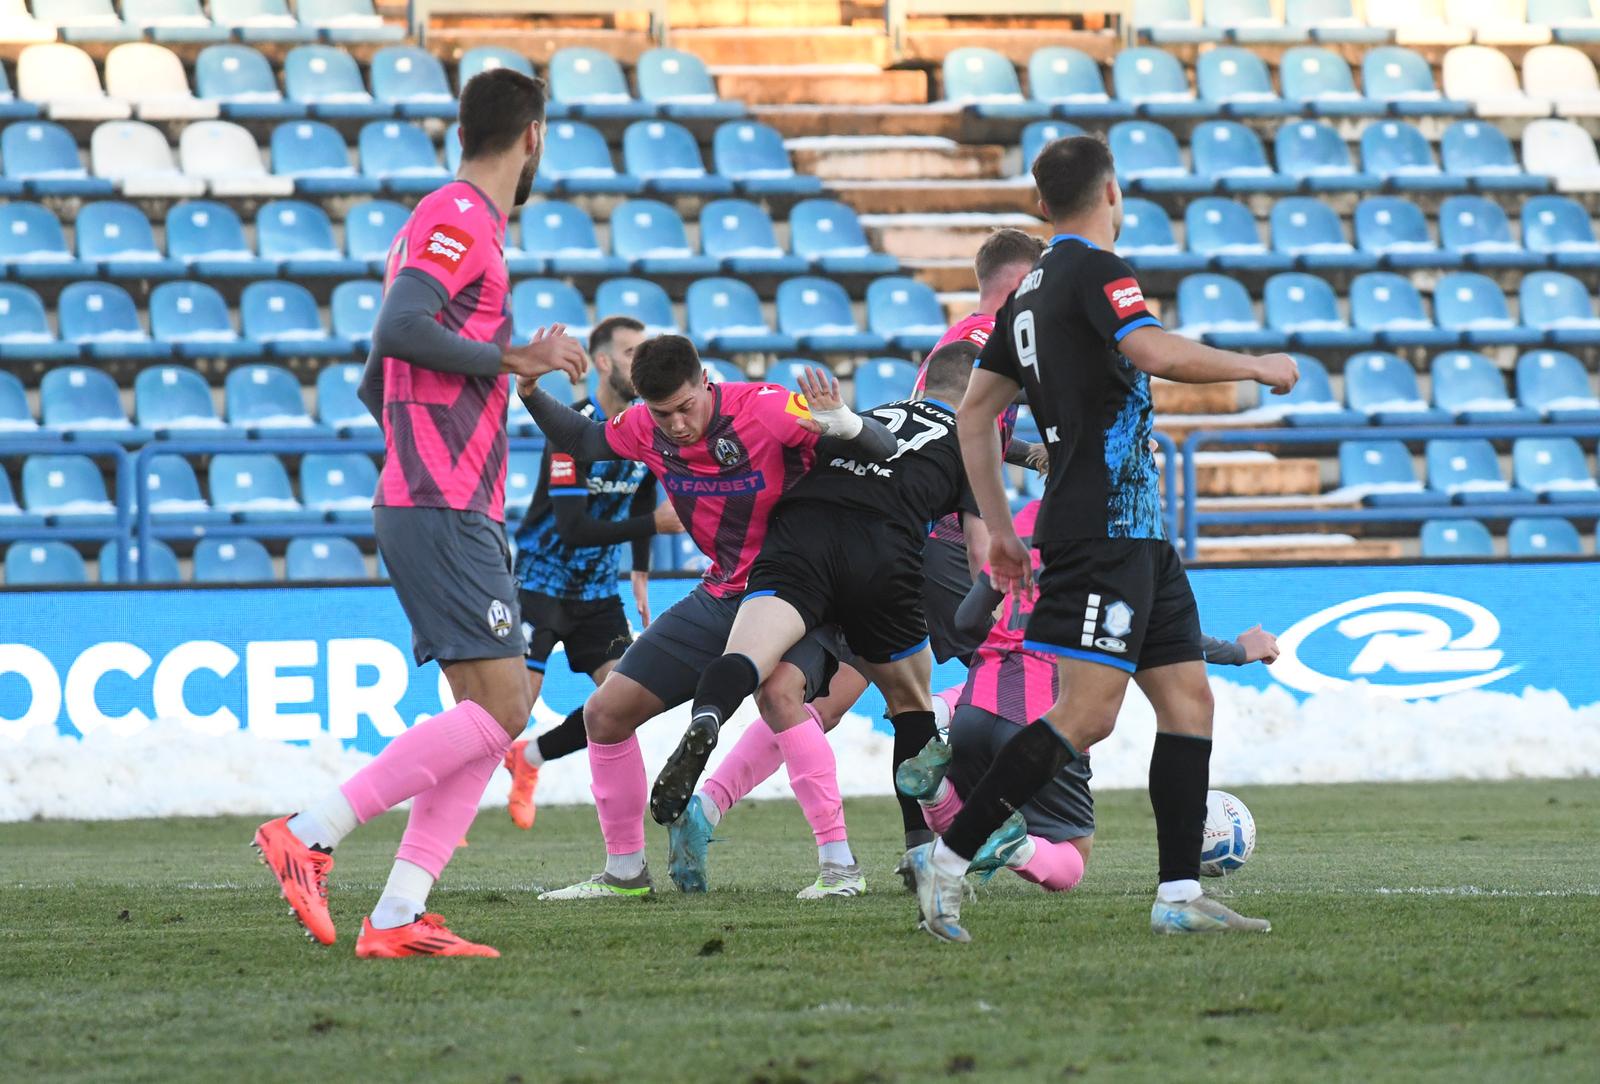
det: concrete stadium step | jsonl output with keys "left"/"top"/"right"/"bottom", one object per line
{"left": 829, "top": 178, "right": 1037, "bottom": 216}
{"left": 713, "top": 65, "right": 928, "bottom": 106}
{"left": 1155, "top": 413, "right": 1283, "bottom": 449}
{"left": 423, "top": 25, "right": 654, "bottom": 65}
{"left": 754, "top": 104, "right": 963, "bottom": 141}
{"left": 1152, "top": 381, "right": 1241, "bottom": 417}
{"left": 1194, "top": 535, "right": 1405, "bottom": 563}
{"left": 857, "top": 211, "right": 1040, "bottom": 261}
{"left": 1188, "top": 452, "right": 1322, "bottom": 498}
{"left": 675, "top": 26, "right": 890, "bottom": 67}
{"left": 671, "top": 0, "right": 846, "bottom": 31}
{"left": 786, "top": 136, "right": 1006, "bottom": 182}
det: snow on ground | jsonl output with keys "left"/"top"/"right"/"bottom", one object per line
{"left": 2, "top": 680, "right": 1597, "bottom": 822}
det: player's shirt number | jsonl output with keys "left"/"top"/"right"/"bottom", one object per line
{"left": 1013, "top": 310, "right": 1039, "bottom": 378}
{"left": 869, "top": 407, "right": 949, "bottom": 462}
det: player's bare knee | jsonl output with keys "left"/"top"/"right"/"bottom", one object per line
{"left": 754, "top": 667, "right": 806, "bottom": 729}
{"left": 582, "top": 680, "right": 635, "bottom": 744}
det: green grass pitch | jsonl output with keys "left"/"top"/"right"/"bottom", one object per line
{"left": 4, "top": 780, "right": 1597, "bottom": 1083}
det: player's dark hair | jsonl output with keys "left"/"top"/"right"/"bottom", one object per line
{"left": 458, "top": 68, "right": 547, "bottom": 160}
{"left": 631, "top": 334, "right": 705, "bottom": 401}
{"left": 589, "top": 315, "right": 644, "bottom": 357}
{"left": 1032, "top": 135, "right": 1115, "bottom": 221}
{"left": 974, "top": 228, "right": 1045, "bottom": 288}
{"left": 921, "top": 340, "right": 981, "bottom": 401}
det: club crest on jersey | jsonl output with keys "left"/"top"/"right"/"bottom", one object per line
{"left": 1103, "top": 277, "right": 1148, "bottom": 316}
{"left": 487, "top": 599, "right": 514, "bottom": 638}
{"left": 418, "top": 223, "right": 473, "bottom": 271}
{"left": 711, "top": 436, "right": 745, "bottom": 467}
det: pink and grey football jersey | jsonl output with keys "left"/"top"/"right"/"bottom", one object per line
{"left": 957, "top": 501, "right": 1059, "bottom": 725}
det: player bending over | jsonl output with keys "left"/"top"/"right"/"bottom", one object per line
{"left": 516, "top": 336, "right": 897, "bottom": 899}
{"left": 904, "top": 134, "right": 1299, "bottom": 943}
{"left": 502, "top": 316, "right": 684, "bottom": 829}
{"left": 251, "top": 69, "right": 589, "bottom": 957}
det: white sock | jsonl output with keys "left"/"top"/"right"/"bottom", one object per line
{"left": 918, "top": 778, "right": 953, "bottom": 808}
{"left": 818, "top": 840, "right": 854, "bottom": 867}
{"left": 693, "top": 792, "right": 723, "bottom": 827}
{"left": 1157, "top": 878, "right": 1203, "bottom": 904}
{"left": 604, "top": 849, "right": 646, "bottom": 880}
{"left": 1005, "top": 836, "right": 1037, "bottom": 869}
{"left": 931, "top": 694, "right": 952, "bottom": 732}
{"left": 522, "top": 739, "right": 545, "bottom": 768}
{"left": 931, "top": 838, "right": 969, "bottom": 878}
{"left": 287, "top": 791, "right": 359, "bottom": 851}
{"left": 370, "top": 859, "right": 435, "bottom": 929}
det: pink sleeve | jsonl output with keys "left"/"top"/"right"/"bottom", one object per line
{"left": 394, "top": 209, "right": 495, "bottom": 300}
{"left": 756, "top": 389, "right": 820, "bottom": 450}
{"left": 603, "top": 404, "right": 647, "bottom": 459}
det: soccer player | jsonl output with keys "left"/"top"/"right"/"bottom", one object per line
{"left": 250, "top": 69, "right": 589, "bottom": 957}
{"left": 501, "top": 316, "right": 684, "bottom": 830}
{"left": 903, "top": 134, "right": 1299, "bottom": 942}
{"left": 516, "top": 336, "right": 897, "bottom": 899}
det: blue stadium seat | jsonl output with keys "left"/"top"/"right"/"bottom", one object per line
{"left": 1270, "top": 197, "right": 1376, "bottom": 271}
{"left": 1021, "top": 120, "right": 1087, "bottom": 173}
{"left": 1174, "top": 274, "right": 1285, "bottom": 348}
{"left": 1264, "top": 272, "right": 1367, "bottom": 349}
{"left": 0, "top": 284, "right": 79, "bottom": 362}
{"left": 1353, "top": 197, "right": 1459, "bottom": 270}
{"left": 610, "top": 199, "right": 718, "bottom": 276}
{"left": 519, "top": 200, "right": 622, "bottom": 276}
{"left": 1027, "top": 48, "right": 1132, "bottom": 119}
{"left": 1339, "top": 440, "right": 1447, "bottom": 505}
{"left": 444, "top": 121, "right": 463, "bottom": 173}
{"left": 1287, "top": 0, "right": 1391, "bottom": 43}
{"left": 370, "top": 46, "right": 455, "bottom": 119}
{"left": 300, "top": 452, "right": 377, "bottom": 522}
{"left": 331, "top": 280, "right": 381, "bottom": 352}
{"left": 595, "top": 278, "right": 677, "bottom": 335}
{"left": 195, "top": 45, "right": 304, "bottom": 120}
{"left": 853, "top": 357, "right": 920, "bottom": 408}
{"left": 1428, "top": 438, "right": 1536, "bottom": 504}
{"left": 240, "top": 281, "right": 355, "bottom": 358}
{"left": 149, "top": 281, "right": 263, "bottom": 360}
{"left": 1529, "top": 0, "right": 1600, "bottom": 43}
{"left": 1276, "top": 120, "right": 1381, "bottom": 191}
{"left": 1432, "top": 351, "right": 1540, "bottom": 422}
{"left": 1440, "top": 120, "right": 1546, "bottom": 192}
{"left": 1112, "top": 47, "right": 1213, "bottom": 118}
{"left": 1522, "top": 195, "right": 1600, "bottom": 268}
{"left": 0, "top": 202, "right": 95, "bottom": 279}
{"left": 225, "top": 363, "right": 330, "bottom": 436}
{"left": 777, "top": 277, "right": 889, "bottom": 353}
{"left": 1109, "top": 120, "right": 1210, "bottom": 193}
{"left": 636, "top": 48, "right": 742, "bottom": 119}
{"left": 760, "top": 358, "right": 817, "bottom": 392}
{"left": 790, "top": 200, "right": 898, "bottom": 274}
{"left": 193, "top": 538, "right": 275, "bottom": 582}
{"left": 345, "top": 198, "right": 407, "bottom": 270}
{"left": 1438, "top": 195, "right": 1540, "bottom": 269}
{"left": 1513, "top": 437, "right": 1597, "bottom": 502}
{"left": 1280, "top": 46, "right": 1384, "bottom": 116}
{"left": 1190, "top": 120, "right": 1297, "bottom": 193}
{"left": 1516, "top": 349, "right": 1600, "bottom": 420}
{"left": 22, "top": 454, "right": 116, "bottom": 523}
{"left": 0, "top": 58, "right": 41, "bottom": 124}
{"left": 1256, "top": 353, "right": 1364, "bottom": 425}
{"left": 1346, "top": 351, "right": 1451, "bottom": 424}
{"left": 1362, "top": 47, "right": 1470, "bottom": 116}
{"left": 549, "top": 48, "right": 652, "bottom": 119}
{"left": 699, "top": 199, "right": 807, "bottom": 276}
{"left": 76, "top": 202, "right": 184, "bottom": 279}
{"left": 166, "top": 201, "right": 277, "bottom": 278}
{"left": 1521, "top": 270, "right": 1600, "bottom": 345}
{"left": 1434, "top": 272, "right": 1542, "bottom": 347}
{"left": 542, "top": 120, "right": 640, "bottom": 195}
{"left": 1349, "top": 271, "right": 1459, "bottom": 349}
{"left": 653, "top": 533, "right": 711, "bottom": 574}
{"left": 32, "top": 0, "right": 139, "bottom": 42}
{"left": 1185, "top": 197, "right": 1293, "bottom": 272}
{"left": 210, "top": 0, "right": 318, "bottom": 43}
{"left": 701, "top": 358, "right": 744, "bottom": 384}
{"left": 1197, "top": 47, "right": 1296, "bottom": 117}
{"left": 317, "top": 363, "right": 378, "bottom": 433}
{"left": 39, "top": 364, "right": 148, "bottom": 441}
{"left": 135, "top": 364, "right": 237, "bottom": 436}
{"left": 508, "top": 372, "right": 575, "bottom": 435}
{"left": 1206, "top": 0, "right": 1306, "bottom": 41}
{"left": 2, "top": 121, "right": 115, "bottom": 197}
{"left": 209, "top": 452, "right": 310, "bottom": 522}
{"left": 283, "top": 45, "right": 389, "bottom": 119}
{"left": 685, "top": 278, "right": 795, "bottom": 354}
{"left": 0, "top": 465, "right": 41, "bottom": 525}
{"left": 100, "top": 539, "right": 181, "bottom": 583}
{"left": 0, "top": 372, "right": 36, "bottom": 435}
{"left": 1420, "top": 519, "right": 1495, "bottom": 557}
{"left": 623, "top": 119, "right": 733, "bottom": 196}
{"left": 5, "top": 542, "right": 88, "bottom": 586}
{"left": 867, "top": 277, "right": 947, "bottom": 352}
{"left": 286, "top": 536, "right": 369, "bottom": 580}
{"left": 457, "top": 46, "right": 534, "bottom": 87}
{"left": 712, "top": 121, "right": 823, "bottom": 196}
{"left": 297, "top": 0, "right": 403, "bottom": 43}
{"left": 1361, "top": 120, "right": 1466, "bottom": 192}
{"left": 1133, "top": 0, "right": 1226, "bottom": 43}
{"left": 142, "top": 453, "right": 227, "bottom": 526}
{"left": 258, "top": 199, "right": 366, "bottom": 277}
{"left": 56, "top": 283, "right": 170, "bottom": 364}
{"left": 272, "top": 119, "right": 383, "bottom": 196}
{"left": 505, "top": 450, "right": 541, "bottom": 518}
{"left": 943, "top": 47, "right": 1048, "bottom": 119}
{"left": 1118, "top": 198, "right": 1206, "bottom": 273}
{"left": 512, "top": 279, "right": 591, "bottom": 340}
{"left": 359, "top": 120, "right": 448, "bottom": 195}
{"left": 1507, "top": 516, "right": 1584, "bottom": 557}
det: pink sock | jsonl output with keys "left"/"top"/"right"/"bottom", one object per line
{"left": 1013, "top": 837, "right": 1085, "bottom": 893}
{"left": 340, "top": 700, "right": 510, "bottom": 823}
{"left": 920, "top": 781, "right": 964, "bottom": 835}
{"left": 773, "top": 717, "right": 847, "bottom": 846}
{"left": 394, "top": 752, "right": 500, "bottom": 878}
{"left": 588, "top": 734, "right": 647, "bottom": 855}
{"left": 701, "top": 706, "right": 814, "bottom": 814}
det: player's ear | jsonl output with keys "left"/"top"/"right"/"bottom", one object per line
{"left": 1036, "top": 197, "right": 1051, "bottom": 221}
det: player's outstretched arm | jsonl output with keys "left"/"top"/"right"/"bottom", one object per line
{"left": 1120, "top": 326, "right": 1299, "bottom": 396}
{"left": 1201, "top": 626, "right": 1280, "bottom": 665}
{"left": 517, "top": 381, "right": 624, "bottom": 462}
{"left": 958, "top": 368, "right": 1031, "bottom": 594}
{"left": 953, "top": 570, "right": 1006, "bottom": 646}
{"left": 794, "top": 367, "right": 898, "bottom": 460}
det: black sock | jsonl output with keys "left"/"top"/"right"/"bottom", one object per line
{"left": 536, "top": 706, "right": 588, "bottom": 763}
{"left": 890, "top": 710, "right": 939, "bottom": 842}
{"left": 942, "top": 720, "right": 1077, "bottom": 860}
{"left": 1149, "top": 732, "right": 1212, "bottom": 885}
{"left": 692, "top": 653, "right": 760, "bottom": 729}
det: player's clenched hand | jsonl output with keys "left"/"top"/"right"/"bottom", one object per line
{"left": 631, "top": 571, "right": 652, "bottom": 628}
{"left": 987, "top": 529, "right": 1033, "bottom": 599}
{"left": 794, "top": 366, "right": 845, "bottom": 423}
{"left": 1025, "top": 443, "right": 1050, "bottom": 476}
{"left": 503, "top": 324, "right": 588, "bottom": 382}
{"left": 653, "top": 501, "right": 683, "bottom": 534}
{"left": 1254, "top": 353, "right": 1299, "bottom": 397}
{"left": 1237, "top": 624, "right": 1280, "bottom": 664}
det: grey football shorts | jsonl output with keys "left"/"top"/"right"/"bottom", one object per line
{"left": 948, "top": 704, "right": 1095, "bottom": 841}
{"left": 922, "top": 535, "right": 979, "bottom": 666}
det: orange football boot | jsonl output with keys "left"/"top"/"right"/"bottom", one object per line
{"left": 251, "top": 815, "right": 335, "bottom": 946}
{"left": 354, "top": 913, "right": 500, "bottom": 958}
{"left": 504, "top": 740, "right": 541, "bottom": 830}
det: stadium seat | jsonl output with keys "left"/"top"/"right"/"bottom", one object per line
{"left": 458, "top": 46, "right": 535, "bottom": 87}
{"left": 0, "top": 372, "right": 37, "bottom": 434}
{"left": 1365, "top": 0, "right": 1472, "bottom": 44}
{"left": 91, "top": 121, "right": 206, "bottom": 198}
{"left": 549, "top": 48, "right": 652, "bottom": 119}
{"left": 1340, "top": 440, "right": 1448, "bottom": 504}
{"left": 1442, "top": 45, "right": 1552, "bottom": 117}
{"left": 346, "top": 198, "right": 407, "bottom": 270}
{"left": 29, "top": 0, "right": 137, "bottom": 43}
{"left": 1507, "top": 516, "right": 1584, "bottom": 556}
{"left": 1185, "top": 197, "right": 1293, "bottom": 272}
{"left": 296, "top": 0, "right": 403, "bottom": 43}
{"left": 1433, "top": 272, "right": 1542, "bottom": 346}
{"left": 1432, "top": 350, "right": 1541, "bottom": 421}
{"left": 149, "top": 281, "right": 264, "bottom": 359}
{"left": 209, "top": 452, "right": 309, "bottom": 522}
{"left": 1346, "top": 351, "right": 1452, "bottom": 424}
{"left": 610, "top": 199, "right": 718, "bottom": 276}
{"left": 1107, "top": 120, "right": 1209, "bottom": 193}
{"left": 1133, "top": 0, "right": 1226, "bottom": 43}
{"left": 179, "top": 120, "right": 295, "bottom": 198}
{"left": 16, "top": 43, "right": 132, "bottom": 120}
{"left": 0, "top": 463, "right": 43, "bottom": 526}
{"left": 1287, "top": 0, "right": 1391, "bottom": 43}
{"left": 1173, "top": 274, "right": 1286, "bottom": 349}
{"left": 1440, "top": 120, "right": 1547, "bottom": 193}
{"left": 273, "top": 119, "right": 383, "bottom": 196}
{"left": 1522, "top": 118, "right": 1600, "bottom": 190}
{"left": 789, "top": 200, "right": 898, "bottom": 274}
{"left": 595, "top": 278, "right": 677, "bottom": 335}
{"left": 776, "top": 277, "right": 888, "bottom": 353}
{"left": 1270, "top": 197, "right": 1376, "bottom": 271}
{"left": 943, "top": 47, "right": 1047, "bottom": 119}
{"left": 1190, "top": 120, "right": 1297, "bottom": 192}
{"left": 1195, "top": 47, "right": 1294, "bottom": 117}
{"left": 56, "top": 282, "right": 169, "bottom": 364}
{"left": 1513, "top": 437, "right": 1597, "bottom": 500}
{"left": 1445, "top": 0, "right": 1552, "bottom": 43}
{"left": 853, "top": 357, "right": 920, "bottom": 408}
{"left": 1027, "top": 47, "right": 1132, "bottom": 118}
{"left": 1529, "top": 0, "right": 1600, "bottom": 42}
{"left": 712, "top": 121, "right": 823, "bottom": 195}
{"left": 196, "top": 45, "right": 304, "bottom": 120}
{"left": 702, "top": 358, "right": 743, "bottom": 384}
{"left": 225, "top": 363, "right": 330, "bottom": 436}
{"left": 1420, "top": 519, "right": 1496, "bottom": 557}
{"left": 2, "top": 121, "right": 116, "bottom": 197}
{"left": 866, "top": 277, "right": 947, "bottom": 352}
{"left": 100, "top": 539, "right": 182, "bottom": 583}
{"left": 636, "top": 48, "right": 742, "bottom": 119}
{"left": 141, "top": 453, "right": 226, "bottom": 525}
{"left": 317, "top": 363, "right": 378, "bottom": 433}
{"left": 122, "top": 0, "right": 224, "bottom": 40}
{"left": 359, "top": 120, "right": 448, "bottom": 195}
{"left": 1438, "top": 195, "right": 1541, "bottom": 268}
{"left": 209, "top": 0, "right": 318, "bottom": 43}
{"left": 1118, "top": 198, "right": 1206, "bottom": 273}
{"left": 1361, "top": 46, "right": 1471, "bottom": 116}
{"left": 283, "top": 46, "right": 388, "bottom": 119}
{"left": 240, "top": 281, "right": 355, "bottom": 358}
{"left": 623, "top": 119, "right": 733, "bottom": 196}
{"left": 331, "top": 280, "right": 381, "bottom": 351}
{"left": 1276, "top": 120, "right": 1381, "bottom": 191}
{"left": 1353, "top": 197, "right": 1455, "bottom": 270}
{"left": 1206, "top": 0, "right": 1307, "bottom": 41}
{"left": 1520, "top": 270, "right": 1600, "bottom": 344}
{"left": 504, "top": 450, "right": 540, "bottom": 517}
{"left": 300, "top": 452, "right": 377, "bottom": 523}
{"left": 1280, "top": 46, "right": 1384, "bottom": 116}
{"left": 0, "top": 202, "right": 93, "bottom": 280}
{"left": 105, "top": 42, "right": 218, "bottom": 121}
{"left": 652, "top": 533, "right": 710, "bottom": 574}
{"left": 77, "top": 201, "right": 184, "bottom": 279}
{"left": 760, "top": 358, "right": 817, "bottom": 392}
{"left": 1255, "top": 353, "right": 1365, "bottom": 425}
{"left": 135, "top": 364, "right": 237, "bottom": 434}
{"left": 258, "top": 199, "right": 366, "bottom": 278}
{"left": 514, "top": 202, "right": 616, "bottom": 277}
{"left": 1021, "top": 120, "right": 1087, "bottom": 173}
{"left": 685, "top": 278, "right": 796, "bottom": 354}
{"left": 512, "top": 279, "right": 591, "bottom": 340}
{"left": 0, "top": 284, "right": 78, "bottom": 361}
{"left": 1112, "top": 47, "right": 1212, "bottom": 118}
{"left": 1428, "top": 438, "right": 1535, "bottom": 503}
{"left": 370, "top": 46, "right": 454, "bottom": 119}
{"left": 1516, "top": 349, "right": 1600, "bottom": 419}
{"left": 286, "top": 537, "right": 369, "bottom": 581}
{"left": 193, "top": 538, "right": 275, "bottom": 583}
{"left": 0, "top": 0, "right": 56, "bottom": 52}
{"left": 699, "top": 199, "right": 807, "bottom": 276}
{"left": 23, "top": 454, "right": 115, "bottom": 522}
{"left": 1522, "top": 194, "right": 1600, "bottom": 267}
{"left": 38, "top": 364, "right": 145, "bottom": 442}
{"left": 1264, "top": 272, "right": 1368, "bottom": 349}
{"left": 1361, "top": 120, "right": 1466, "bottom": 191}
{"left": 542, "top": 120, "right": 638, "bottom": 195}
{"left": 1349, "top": 271, "right": 1459, "bottom": 348}
{"left": 1521, "top": 45, "right": 1600, "bottom": 116}
{"left": 5, "top": 542, "right": 88, "bottom": 586}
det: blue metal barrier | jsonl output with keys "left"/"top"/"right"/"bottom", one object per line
{"left": 0, "top": 438, "right": 134, "bottom": 581}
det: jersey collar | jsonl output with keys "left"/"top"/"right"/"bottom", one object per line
{"left": 923, "top": 397, "right": 955, "bottom": 413}
{"left": 1049, "top": 233, "right": 1098, "bottom": 249}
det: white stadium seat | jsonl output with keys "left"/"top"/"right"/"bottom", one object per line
{"left": 1446, "top": 0, "right": 1553, "bottom": 43}
{"left": 0, "top": 0, "right": 59, "bottom": 44}
{"left": 1367, "top": 0, "right": 1474, "bottom": 44}
{"left": 1441, "top": 45, "right": 1553, "bottom": 116}
{"left": 91, "top": 121, "right": 207, "bottom": 197}
{"left": 1521, "top": 43, "right": 1600, "bottom": 116}
{"left": 1523, "top": 117, "right": 1600, "bottom": 190}
{"left": 178, "top": 120, "right": 295, "bottom": 197}
{"left": 16, "top": 43, "right": 132, "bottom": 121}
{"left": 104, "top": 43, "right": 219, "bottom": 121}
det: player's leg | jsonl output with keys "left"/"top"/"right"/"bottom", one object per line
{"left": 920, "top": 534, "right": 980, "bottom": 732}
{"left": 505, "top": 592, "right": 560, "bottom": 829}
{"left": 856, "top": 650, "right": 940, "bottom": 852}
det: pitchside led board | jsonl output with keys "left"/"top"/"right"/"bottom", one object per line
{"left": 1, "top": 562, "right": 1598, "bottom": 750}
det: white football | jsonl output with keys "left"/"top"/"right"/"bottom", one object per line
{"left": 1199, "top": 789, "right": 1256, "bottom": 877}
